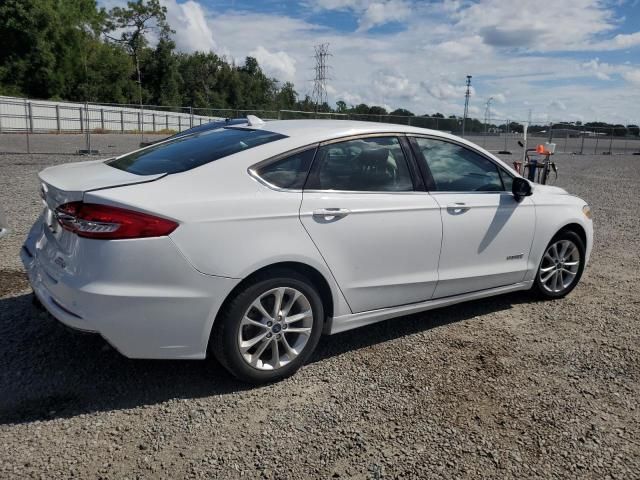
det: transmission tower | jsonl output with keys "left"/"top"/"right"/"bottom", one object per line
{"left": 462, "top": 75, "right": 472, "bottom": 137}
{"left": 312, "top": 43, "right": 331, "bottom": 110}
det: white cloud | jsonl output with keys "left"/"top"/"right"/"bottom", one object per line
{"left": 162, "top": 0, "right": 215, "bottom": 52}
{"left": 548, "top": 100, "right": 568, "bottom": 111}
{"left": 311, "top": 0, "right": 411, "bottom": 32}
{"left": 451, "top": 0, "right": 639, "bottom": 52}
{"left": 593, "top": 31, "right": 640, "bottom": 51}
{"left": 249, "top": 46, "right": 297, "bottom": 80}
{"left": 372, "top": 71, "right": 418, "bottom": 100}
{"left": 357, "top": 1, "right": 411, "bottom": 31}
{"left": 622, "top": 69, "right": 640, "bottom": 85}
{"left": 425, "top": 81, "right": 475, "bottom": 101}
{"left": 581, "top": 58, "right": 612, "bottom": 80}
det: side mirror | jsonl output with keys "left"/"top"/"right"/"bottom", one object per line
{"left": 512, "top": 177, "right": 532, "bottom": 201}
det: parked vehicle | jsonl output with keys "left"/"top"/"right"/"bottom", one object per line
{"left": 22, "top": 118, "right": 593, "bottom": 383}
{"left": 0, "top": 209, "right": 8, "bottom": 238}
{"left": 139, "top": 118, "right": 247, "bottom": 147}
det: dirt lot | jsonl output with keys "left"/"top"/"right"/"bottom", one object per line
{"left": 0, "top": 143, "right": 639, "bottom": 478}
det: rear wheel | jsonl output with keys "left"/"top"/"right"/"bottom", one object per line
{"left": 211, "top": 270, "right": 324, "bottom": 383}
{"left": 533, "top": 230, "right": 585, "bottom": 299}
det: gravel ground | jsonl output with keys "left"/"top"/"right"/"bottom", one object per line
{"left": 0, "top": 139, "right": 639, "bottom": 478}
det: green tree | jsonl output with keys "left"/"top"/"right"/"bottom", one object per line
{"left": 335, "top": 100, "right": 348, "bottom": 113}
{"left": 105, "top": 0, "right": 173, "bottom": 108}
{"left": 276, "top": 82, "right": 297, "bottom": 110}
{"left": 144, "top": 38, "right": 182, "bottom": 106}
{"left": 0, "top": 0, "right": 106, "bottom": 99}
{"left": 368, "top": 105, "right": 388, "bottom": 115}
{"left": 390, "top": 108, "right": 414, "bottom": 117}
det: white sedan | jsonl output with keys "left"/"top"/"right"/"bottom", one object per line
{"left": 22, "top": 118, "right": 593, "bottom": 383}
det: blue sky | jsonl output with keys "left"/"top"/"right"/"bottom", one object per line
{"left": 104, "top": 0, "right": 640, "bottom": 123}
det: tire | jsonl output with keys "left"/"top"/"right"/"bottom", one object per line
{"left": 211, "top": 269, "right": 324, "bottom": 384}
{"left": 532, "top": 230, "right": 585, "bottom": 299}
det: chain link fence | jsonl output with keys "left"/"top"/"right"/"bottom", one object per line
{"left": 2, "top": 96, "right": 639, "bottom": 156}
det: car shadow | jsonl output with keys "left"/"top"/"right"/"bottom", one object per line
{"left": 0, "top": 290, "right": 538, "bottom": 425}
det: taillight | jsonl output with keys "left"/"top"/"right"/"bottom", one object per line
{"left": 55, "top": 202, "right": 178, "bottom": 240}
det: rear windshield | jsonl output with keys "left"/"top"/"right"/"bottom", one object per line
{"left": 107, "top": 127, "right": 287, "bottom": 175}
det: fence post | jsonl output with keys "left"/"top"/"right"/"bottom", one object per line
{"left": 55, "top": 105, "right": 61, "bottom": 133}
{"left": 165, "top": 114, "right": 168, "bottom": 130}
{"left": 24, "top": 99, "right": 31, "bottom": 154}
{"left": 137, "top": 111, "right": 141, "bottom": 132}
{"left": 547, "top": 122, "right": 553, "bottom": 143}
{"left": 85, "top": 101, "right": 92, "bottom": 154}
{"left": 152, "top": 113, "right": 156, "bottom": 132}
{"left": 120, "top": 110, "right": 124, "bottom": 133}
{"left": 579, "top": 126, "right": 585, "bottom": 154}
{"left": 100, "top": 108, "right": 105, "bottom": 131}
{"left": 178, "top": 116, "right": 181, "bottom": 132}
{"left": 189, "top": 107, "right": 193, "bottom": 128}
{"left": 79, "top": 106, "right": 84, "bottom": 133}
{"left": 26, "top": 102, "right": 34, "bottom": 133}
{"left": 504, "top": 119, "right": 510, "bottom": 151}
{"left": 608, "top": 127, "right": 614, "bottom": 155}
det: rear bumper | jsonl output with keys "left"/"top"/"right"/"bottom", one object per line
{"left": 21, "top": 223, "right": 240, "bottom": 359}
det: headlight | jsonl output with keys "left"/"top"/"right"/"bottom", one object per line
{"left": 582, "top": 205, "right": 592, "bottom": 220}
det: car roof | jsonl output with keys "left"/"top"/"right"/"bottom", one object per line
{"left": 235, "top": 119, "right": 485, "bottom": 150}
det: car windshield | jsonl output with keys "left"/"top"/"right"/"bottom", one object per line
{"left": 108, "top": 127, "right": 287, "bottom": 175}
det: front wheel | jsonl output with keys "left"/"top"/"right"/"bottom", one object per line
{"left": 211, "top": 270, "right": 324, "bottom": 384}
{"left": 532, "top": 230, "right": 585, "bottom": 299}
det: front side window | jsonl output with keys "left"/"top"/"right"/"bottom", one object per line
{"left": 254, "top": 148, "right": 316, "bottom": 189}
{"left": 306, "top": 137, "right": 414, "bottom": 192}
{"left": 108, "top": 127, "right": 287, "bottom": 175}
{"left": 413, "top": 138, "right": 504, "bottom": 192}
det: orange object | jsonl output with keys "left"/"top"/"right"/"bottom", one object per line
{"left": 536, "top": 144, "right": 546, "bottom": 154}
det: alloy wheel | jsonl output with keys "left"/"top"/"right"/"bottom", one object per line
{"left": 539, "top": 239, "right": 581, "bottom": 294}
{"left": 237, "top": 287, "right": 314, "bottom": 370}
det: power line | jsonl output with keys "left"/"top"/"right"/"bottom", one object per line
{"left": 312, "top": 43, "right": 331, "bottom": 110}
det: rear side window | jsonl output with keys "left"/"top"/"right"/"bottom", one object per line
{"left": 108, "top": 127, "right": 287, "bottom": 175}
{"left": 254, "top": 148, "right": 316, "bottom": 189}
{"left": 305, "top": 137, "right": 414, "bottom": 192}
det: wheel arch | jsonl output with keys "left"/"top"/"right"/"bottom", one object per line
{"left": 555, "top": 222, "right": 587, "bottom": 248}
{"left": 210, "top": 261, "right": 337, "bottom": 350}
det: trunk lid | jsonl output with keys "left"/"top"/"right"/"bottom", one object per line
{"left": 38, "top": 159, "right": 165, "bottom": 205}
{"left": 30, "top": 159, "right": 164, "bottom": 279}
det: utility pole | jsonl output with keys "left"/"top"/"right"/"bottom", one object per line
{"left": 484, "top": 97, "right": 493, "bottom": 134}
{"left": 312, "top": 43, "right": 331, "bottom": 112}
{"left": 462, "top": 75, "right": 472, "bottom": 137}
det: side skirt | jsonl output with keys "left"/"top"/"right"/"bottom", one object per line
{"left": 327, "top": 281, "right": 533, "bottom": 334}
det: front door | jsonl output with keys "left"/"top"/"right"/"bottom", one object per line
{"left": 299, "top": 136, "right": 443, "bottom": 313}
{"left": 410, "top": 137, "right": 535, "bottom": 298}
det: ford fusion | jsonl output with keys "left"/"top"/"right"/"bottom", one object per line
{"left": 22, "top": 118, "right": 593, "bottom": 383}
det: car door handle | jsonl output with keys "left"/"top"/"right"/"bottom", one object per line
{"left": 312, "top": 208, "right": 351, "bottom": 219}
{"left": 446, "top": 203, "right": 471, "bottom": 214}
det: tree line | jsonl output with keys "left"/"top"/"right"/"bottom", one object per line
{"left": 0, "top": 0, "right": 637, "bottom": 135}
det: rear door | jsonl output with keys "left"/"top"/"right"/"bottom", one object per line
{"left": 299, "top": 135, "right": 442, "bottom": 313}
{"left": 410, "top": 136, "right": 535, "bottom": 298}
